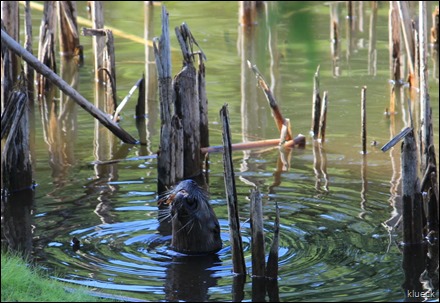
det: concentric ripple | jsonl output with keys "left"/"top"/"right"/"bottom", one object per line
{"left": 33, "top": 149, "right": 407, "bottom": 302}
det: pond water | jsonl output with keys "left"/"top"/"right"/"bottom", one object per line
{"left": 9, "top": 1, "right": 440, "bottom": 302}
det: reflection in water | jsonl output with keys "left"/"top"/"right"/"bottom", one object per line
{"left": 312, "top": 141, "right": 329, "bottom": 193}
{"left": 1, "top": 190, "right": 34, "bottom": 256}
{"left": 367, "top": 1, "right": 378, "bottom": 76}
{"left": 164, "top": 253, "right": 221, "bottom": 302}
{"left": 329, "top": 2, "right": 340, "bottom": 77}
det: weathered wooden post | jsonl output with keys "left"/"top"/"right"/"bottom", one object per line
{"left": 1, "top": 85, "right": 34, "bottom": 257}
{"left": 154, "top": 6, "right": 181, "bottom": 195}
{"left": 1, "top": 1, "right": 20, "bottom": 107}
{"left": 220, "top": 104, "right": 246, "bottom": 276}
{"left": 310, "top": 66, "right": 321, "bottom": 140}
{"left": 361, "top": 86, "right": 367, "bottom": 154}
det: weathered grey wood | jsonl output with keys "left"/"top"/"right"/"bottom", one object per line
{"left": 174, "top": 23, "right": 205, "bottom": 180}
{"left": 174, "top": 63, "right": 200, "bottom": 179}
{"left": 221, "top": 104, "right": 246, "bottom": 275}
{"left": 1, "top": 1, "right": 20, "bottom": 110}
{"left": 1, "top": 28, "right": 137, "bottom": 144}
{"left": 418, "top": 1, "right": 435, "bottom": 176}
{"left": 154, "top": 6, "right": 177, "bottom": 194}
{"left": 319, "top": 91, "right": 328, "bottom": 143}
{"left": 1, "top": 89, "right": 32, "bottom": 192}
{"left": 198, "top": 54, "right": 209, "bottom": 148}
{"left": 311, "top": 66, "right": 321, "bottom": 140}
{"left": 250, "top": 188, "right": 265, "bottom": 278}
{"left": 401, "top": 129, "right": 423, "bottom": 245}
{"left": 381, "top": 126, "right": 413, "bottom": 152}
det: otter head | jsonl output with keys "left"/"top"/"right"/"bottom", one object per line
{"left": 160, "top": 180, "right": 222, "bottom": 255}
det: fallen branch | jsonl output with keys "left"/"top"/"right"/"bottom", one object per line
{"left": 247, "top": 60, "right": 293, "bottom": 141}
{"left": 201, "top": 134, "right": 306, "bottom": 154}
{"left": 1, "top": 28, "right": 137, "bottom": 144}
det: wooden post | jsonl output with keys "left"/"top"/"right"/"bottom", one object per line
{"left": 1, "top": 1, "right": 20, "bottom": 108}
{"left": 401, "top": 129, "right": 423, "bottom": 245}
{"left": 174, "top": 23, "right": 207, "bottom": 180}
{"left": 37, "top": 1, "right": 57, "bottom": 98}
{"left": 419, "top": 1, "right": 435, "bottom": 174}
{"left": 311, "top": 66, "right": 321, "bottom": 140}
{"left": 361, "top": 86, "right": 367, "bottom": 154}
{"left": 319, "top": 91, "right": 328, "bottom": 143}
{"left": 250, "top": 188, "right": 265, "bottom": 278}
{"left": 1, "top": 86, "right": 34, "bottom": 255}
{"left": 153, "top": 6, "right": 179, "bottom": 194}
{"left": 220, "top": 104, "right": 246, "bottom": 276}
{"left": 330, "top": 2, "right": 340, "bottom": 76}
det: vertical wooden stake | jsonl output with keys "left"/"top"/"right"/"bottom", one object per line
{"left": 311, "top": 65, "right": 321, "bottom": 140}
{"left": 319, "top": 91, "right": 328, "bottom": 143}
{"left": 361, "top": 86, "right": 367, "bottom": 154}
{"left": 220, "top": 104, "right": 246, "bottom": 276}
{"left": 250, "top": 188, "right": 265, "bottom": 277}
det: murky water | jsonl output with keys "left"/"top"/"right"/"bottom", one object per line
{"left": 8, "top": 1, "right": 440, "bottom": 302}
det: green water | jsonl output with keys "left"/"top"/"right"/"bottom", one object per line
{"left": 7, "top": 1, "right": 440, "bottom": 302}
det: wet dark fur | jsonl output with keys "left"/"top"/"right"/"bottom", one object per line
{"left": 159, "top": 180, "right": 222, "bottom": 254}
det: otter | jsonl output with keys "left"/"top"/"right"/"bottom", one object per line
{"left": 158, "top": 179, "right": 222, "bottom": 254}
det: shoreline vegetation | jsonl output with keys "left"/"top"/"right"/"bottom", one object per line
{"left": 1, "top": 250, "right": 117, "bottom": 302}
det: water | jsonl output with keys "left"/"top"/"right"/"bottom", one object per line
{"left": 8, "top": 1, "right": 440, "bottom": 302}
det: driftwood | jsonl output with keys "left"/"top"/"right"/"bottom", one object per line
{"left": 201, "top": 134, "right": 305, "bottom": 154}
{"left": 1, "top": 28, "right": 137, "bottom": 144}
